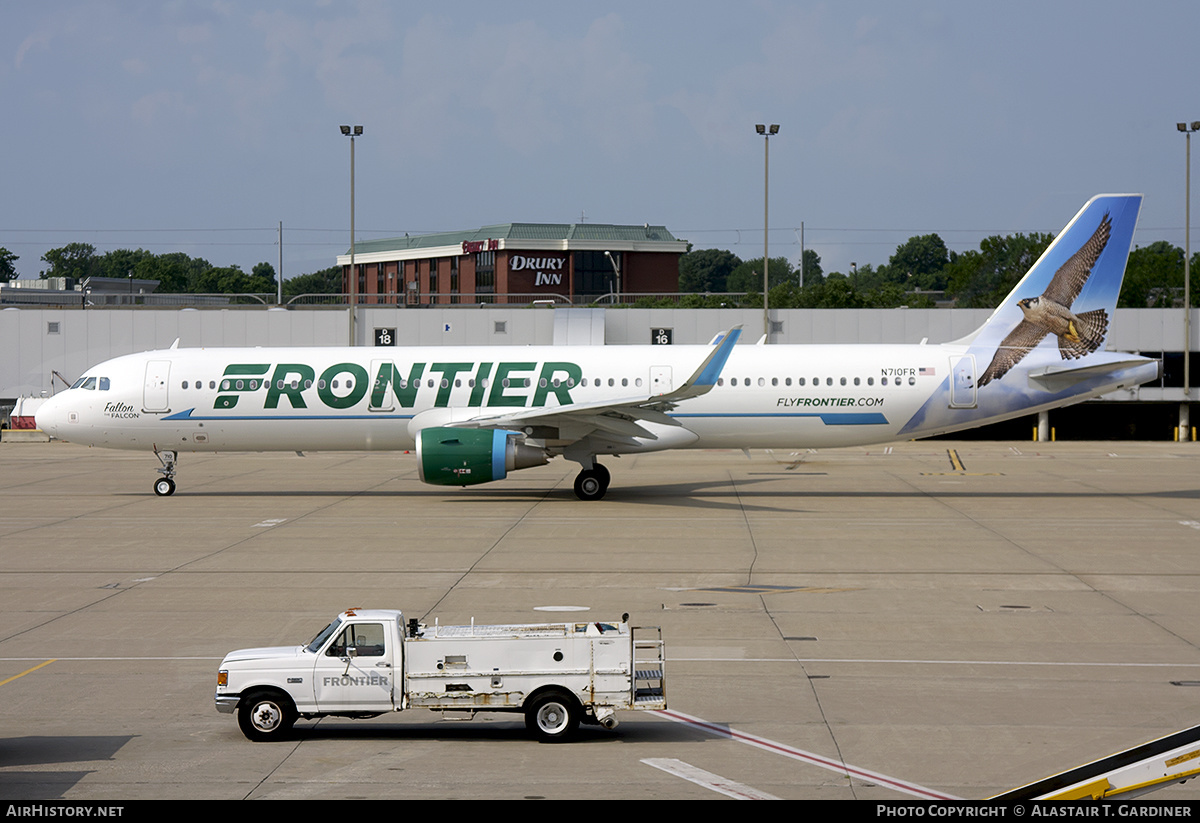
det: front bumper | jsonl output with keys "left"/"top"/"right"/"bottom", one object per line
{"left": 215, "top": 693, "right": 240, "bottom": 714}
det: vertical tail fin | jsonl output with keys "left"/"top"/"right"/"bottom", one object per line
{"left": 898, "top": 194, "right": 1152, "bottom": 438}
{"left": 969, "top": 194, "right": 1142, "bottom": 386}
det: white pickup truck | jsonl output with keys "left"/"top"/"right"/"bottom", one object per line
{"left": 215, "top": 608, "right": 666, "bottom": 742}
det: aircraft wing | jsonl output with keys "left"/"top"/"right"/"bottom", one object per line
{"left": 453, "top": 325, "right": 742, "bottom": 441}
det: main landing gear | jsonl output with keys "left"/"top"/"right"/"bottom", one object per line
{"left": 153, "top": 448, "right": 177, "bottom": 496}
{"left": 573, "top": 463, "right": 610, "bottom": 501}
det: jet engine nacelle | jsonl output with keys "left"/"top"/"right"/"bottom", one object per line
{"left": 416, "top": 428, "right": 549, "bottom": 487}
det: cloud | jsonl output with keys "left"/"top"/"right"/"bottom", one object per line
{"left": 12, "top": 6, "right": 79, "bottom": 70}
{"left": 131, "top": 89, "right": 194, "bottom": 127}
{"left": 14, "top": 30, "right": 52, "bottom": 70}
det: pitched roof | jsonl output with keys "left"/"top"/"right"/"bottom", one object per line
{"left": 347, "top": 223, "right": 680, "bottom": 255}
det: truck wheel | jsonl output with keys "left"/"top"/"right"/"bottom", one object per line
{"left": 237, "top": 691, "right": 296, "bottom": 742}
{"left": 526, "top": 691, "right": 580, "bottom": 743}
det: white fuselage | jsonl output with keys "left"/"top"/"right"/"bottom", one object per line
{"left": 34, "top": 341, "right": 1154, "bottom": 456}
{"left": 31, "top": 195, "right": 1161, "bottom": 501}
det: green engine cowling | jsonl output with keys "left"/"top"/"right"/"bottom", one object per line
{"left": 416, "top": 428, "right": 549, "bottom": 487}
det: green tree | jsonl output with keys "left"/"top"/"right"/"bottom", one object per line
{"left": 863, "top": 282, "right": 936, "bottom": 308}
{"left": 0, "top": 247, "right": 18, "bottom": 283}
{"left": 1120, "top": 241, "right": 1185, "bottom": 308}
{"left": 193, "top": 265, "right": 261, "bottom": 294}
{"left": 98, "top": 248, "right": 156, "bottom": 281}
{"left": 797, "top": 249, "right": 823, "bottom": 286}
{"left": 887, "top": 233, "right": 950, "bottom": 290}
{"left": 847, "top": 262, "right": 889, "bottom": 293}
{"left": 150, "top": 252, "right": 209, "bottom": 293}
{"left": 252, "top": 262, "right": 278, "bottom": 291}
{"left": 678, "top": 248, "right": 741, "bottom": 292}
{"left": 1194, "top": 252, "right": 1200, "bottom": 308}
{"left": 726, "top": 256, "right": 795, "bottom": 292}
{"left": 945, "top": 232, "right": 1054, "bottom": 308}
{"left": 92, "top": 248, "right": 210, "bottom": 293}
{"left": 41, "top": 242, "right": 101, "bottom": 281}
{"left": 283, "top": 266, "right": 343, "bottom": 296}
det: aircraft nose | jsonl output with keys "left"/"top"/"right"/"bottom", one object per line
{"left": 35, "top": 395, "right": 65, "bottom": 437}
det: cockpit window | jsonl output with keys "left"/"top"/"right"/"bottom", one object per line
{"left": 71, "top": 377, "right": 87, "bottom": 389}
{"left": 99, "top": 377, "right": 110, "bottom": 391}
{"left": 80, "top": 377, "right": 97, "bottom": 390}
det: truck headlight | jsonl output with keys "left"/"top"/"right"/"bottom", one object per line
{"left": 217, "top": 669, "right": 228, "bottom": 687}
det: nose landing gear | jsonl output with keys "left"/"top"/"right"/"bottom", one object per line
{"left": 153, "top": 448, "right": 178, "bottom": 496}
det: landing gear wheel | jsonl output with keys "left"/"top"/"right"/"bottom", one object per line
{"left": 573, "top": 468, "right": 608, "bottom": 501}
{"left": 237, "top": 691, "right": 297, "bottom": 742}
{"left": 153, "top": 448, "right": 178, "bottom": 497}
{"left": 525, "top": 690, "right": 580, "bottom": 742}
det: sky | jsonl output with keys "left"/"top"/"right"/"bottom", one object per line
{"left": 2, "top": 0, "right": 1198, "bottom": 284}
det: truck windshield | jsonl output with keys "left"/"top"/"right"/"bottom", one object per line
{"left": 305, "top": 618, "right": 343, "bottom": 653}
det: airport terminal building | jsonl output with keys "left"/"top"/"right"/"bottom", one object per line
{"left": 335, "top": 222, "right": 688, "bottom": 305}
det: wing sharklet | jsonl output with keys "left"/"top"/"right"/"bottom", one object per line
{"left": 655, "top": 324, "right": 742, "bottom": 403}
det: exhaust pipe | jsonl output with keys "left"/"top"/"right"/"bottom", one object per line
{"left": 595, "top": 707, "right": 619, "bottom": 729}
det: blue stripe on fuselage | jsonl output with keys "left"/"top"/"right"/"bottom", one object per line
{"left": 163, "top": 408, "right": 414, "bottom": 421}
{"left": 164, "top": 408, "right": 887, "bottom": 427}
{"left": 672, "top": 412, "right": 888, "bottom": 425}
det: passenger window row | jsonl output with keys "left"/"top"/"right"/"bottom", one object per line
{"left": 718, "top": 375, "right": 917, "bottom": 387}
{"left": 179, "top": 373, "right": 920, "bottom": 393}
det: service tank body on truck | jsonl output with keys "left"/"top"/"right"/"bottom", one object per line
{"left": 215, "top": 609, "right": 666, "bottom": 742}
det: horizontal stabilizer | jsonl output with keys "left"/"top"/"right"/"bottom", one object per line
{"left": 1027, "top": 357, "right": 1158, "bottom": 393}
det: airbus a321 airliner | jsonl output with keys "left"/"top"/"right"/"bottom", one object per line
{"left": 36, "top": 194, "right": 1158, "bottom": 500}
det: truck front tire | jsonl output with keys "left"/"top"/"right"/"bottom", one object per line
{"left": 525, "top": 690, "right": 580, "bottom": 743}
{"left": 238, "top": 691, "right": 297, "bottom": 742}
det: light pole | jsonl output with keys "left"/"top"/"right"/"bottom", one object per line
{"left": 756, "top": 124, "right": 778, "bottom": 340}
{"left": 1180, "top": 122, "right": 1199, "bottom": 409}
{"left": 604, "top": 251, "right": 621, "bottom": 304}
{"left": 340, "top": 124, "right": 363, "bottom": 345}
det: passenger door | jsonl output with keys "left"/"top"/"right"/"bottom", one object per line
{"left": 143, "top": 361, "right": 171, "bottom": 412}
{"left": 949, "top": 355, "right": 977, "bottom": 409}
{"left": 312, "top": 621, "right": 396, "bottom": 712}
